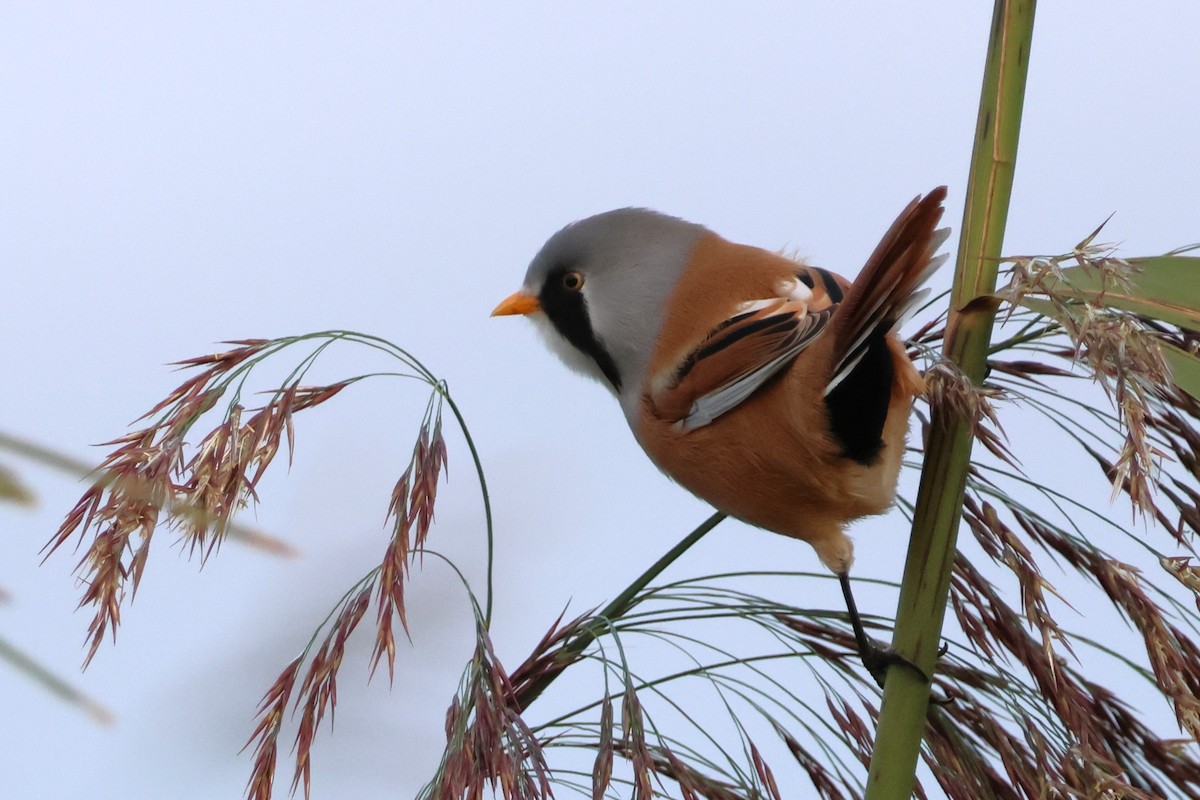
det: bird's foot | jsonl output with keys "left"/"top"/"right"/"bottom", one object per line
{"left": 837, "top": 573, "right": 953, "bottom": 703}
{"left": 858, "top": 639, "right": 928, "bottom": 688}
{"left": 859, "top": 639, "right": 955, "bottom": 705}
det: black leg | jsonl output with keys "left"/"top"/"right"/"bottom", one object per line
{"left": 837, "top": 571, "right": 929, "bottom": 688}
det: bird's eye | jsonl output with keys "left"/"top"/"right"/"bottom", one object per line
{"left": 562, "top": 271, "right": 585, "bottom": 291}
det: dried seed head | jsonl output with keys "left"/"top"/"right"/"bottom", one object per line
{"left": 998, "top": 244, "right": 1179, "bottom": 518}
{"left": 749, "top": 739, "right": 782, "bottom": 800}
{"left": 373, "top": 408, "right": 450, "bottom": 683}
{"left": 773, "top": 722, "right": 851, "bottom": 800}
{"left": 591, "top": 693, "right": 614, "bottom": 800}
{"left": 244, "top": 657, "right": 302, "bottom": 800}
{"left": 428, "top": 629, "right": 553, "bottom": 800}
{"left": 924, "top": 360, "right": 1013, "bottom": 464}
{"left": 47, "top": 335, "right": 356, "bottom": 663}
{"left": 290, "top": 584, "right": 372, "bottom": 800}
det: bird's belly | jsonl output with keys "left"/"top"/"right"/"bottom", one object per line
{"left": 634, "top": 381, "right": 903, "bottom": 544}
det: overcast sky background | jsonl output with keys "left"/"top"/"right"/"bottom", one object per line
{"left": 3, "top": 4, "right": 1199, "bottom": 799}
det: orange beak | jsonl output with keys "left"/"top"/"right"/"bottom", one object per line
{"left": 491, "top": 291, "right": 541, "bottom": 317}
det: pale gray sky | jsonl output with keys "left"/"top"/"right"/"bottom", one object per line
{"left": 3, "top": 4, "right": 1198, "bottom": 799}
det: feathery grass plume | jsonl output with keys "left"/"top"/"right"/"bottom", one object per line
{"left": 772, "top": 722, "right": 851, "bottom": 800}
{"left": 290, "top": 583, "right": 373, "bottom": 799}
{"left": 620, "top": 673, "right": 658, "bottom": 799}
{"left": 243, "top": 571, "right": 387, "bottom": 800}
{"left": 374, "top": 403, "right": 448, "bottom": 680}
{"left": 245, "top": 657, "right": 303, "bottom": 800}
{"left": 591, "top": 693, "right": 615, "bottom": 799}
{"left": 922, "top": 359, "right": 1012, "bottom": 465}
{"left": 43, "top": 332, "right": 484, "bottom": 673}
{"left": 421, "top": 619, "right": 554, "bottom": 800}
{"left": 242, "top": 399, "right": 455, "bottom": 799}
{"left": 1093, "top": 559, "right": 1200, "bottom": 741}
{"left": 999, "top": 240, "right": 1181, "bottom": 517}
{"left": 36, "top": 331, "right": 493, "bottom": 798}
{"left": 1, "top": 428, "right": 292, "bottom": 554}
{"left": 900, "top": 319, "right": 1200, "bottom": 794}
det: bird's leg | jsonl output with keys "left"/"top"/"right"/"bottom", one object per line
{"left": 837, "top": 572, "right": 928, "bottom": 688}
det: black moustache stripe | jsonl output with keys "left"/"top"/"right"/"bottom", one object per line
{"left": 539, "top": 269, "right": 623, "bottom": 391}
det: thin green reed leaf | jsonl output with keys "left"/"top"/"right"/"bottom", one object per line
{"left": 525, "top": 582, "right": 864, "bottom": 796}
{"left": 550, "top": 578, "right": 920, "bottom": 789}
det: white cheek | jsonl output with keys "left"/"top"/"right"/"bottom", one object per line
{"left": 529, "top": 313, "right": 613, "bottom": 390}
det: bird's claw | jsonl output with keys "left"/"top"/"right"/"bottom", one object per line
{"left": 858, "top": 640, "right": 928, "bottom": 688}
{"left": 858, "top": 638, "right": 955, "bottom": 706}
{"left": 838, "top": 574, "right": 952, "bottom": 702}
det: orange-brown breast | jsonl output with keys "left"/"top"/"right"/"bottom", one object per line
{"left": 634, "top": 233, "right": 919, "bottom": 571}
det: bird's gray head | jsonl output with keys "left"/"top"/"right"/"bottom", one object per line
{"left": 517, "top": 208, "right": 708, "bottom": 403}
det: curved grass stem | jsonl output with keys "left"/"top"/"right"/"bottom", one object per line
{"left": 513, "top": 511, "right": 726, "bottom": 711}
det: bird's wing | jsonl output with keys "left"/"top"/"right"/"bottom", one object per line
{"left": 825, "top": 186, "right": 950, "bottom": 396}
{"left": 647, "top": 295, "right": 836, "bottom": 431}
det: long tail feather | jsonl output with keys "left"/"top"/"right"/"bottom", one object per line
{"left": 827, "top": 186, "right": 949, "bottom": 391}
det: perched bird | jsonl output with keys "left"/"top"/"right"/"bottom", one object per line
{"left": 493, "top": 187, "right": 949, "bottom": 683}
